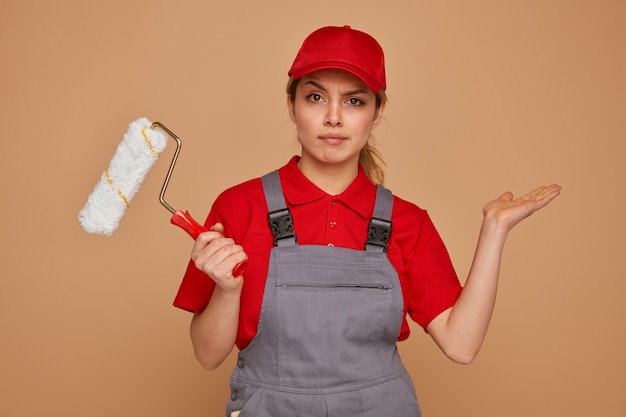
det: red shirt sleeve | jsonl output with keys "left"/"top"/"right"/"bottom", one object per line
{"left": 388, "top": 195, "right": 462, "bottom": 337}
{"left": 172, "top": 222, "right": 218, "bottom": 313}
{"left": 405, "top": 211, "right": 462, "bottom": 331}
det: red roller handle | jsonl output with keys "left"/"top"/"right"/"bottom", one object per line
{"left": 170, "top": 210, "right": 247, "bottom": 277}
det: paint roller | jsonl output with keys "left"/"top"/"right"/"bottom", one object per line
{"left": 78, "top": 117, "right": 247, "bottom": 277}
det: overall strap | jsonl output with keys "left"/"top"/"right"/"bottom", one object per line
{"left": 365, "top": 185, "right": 394, "bottom": 253}
{"left": 261, "top": 170, "right": 297, "bottom": 247}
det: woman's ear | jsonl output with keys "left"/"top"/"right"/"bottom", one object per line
{"left": 287, "top": 94, "right": 297, "bottom": 123}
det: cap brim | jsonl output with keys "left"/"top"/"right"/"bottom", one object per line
{"left": 290, "top": 61, "right": 384, "bottom": 94}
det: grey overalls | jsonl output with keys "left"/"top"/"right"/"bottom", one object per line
{"left": 226, "top": 171, "right": 421, "bottom": 417}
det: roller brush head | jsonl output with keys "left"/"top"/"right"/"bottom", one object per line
{"left": 78, "top": 117, "right": 168, "bottom": 235}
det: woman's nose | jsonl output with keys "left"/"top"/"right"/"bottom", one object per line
{"left": 324, "top": 103, "right": 343, "bottom": 126}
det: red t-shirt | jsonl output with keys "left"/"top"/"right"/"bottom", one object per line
{"left": 174, "top": 157, "right": 462, "bottom": 350}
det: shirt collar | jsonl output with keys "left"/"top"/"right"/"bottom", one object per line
{"left": 278, "top": 156, "right": 377, "bottom": 220}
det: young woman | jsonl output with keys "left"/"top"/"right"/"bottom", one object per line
{"left": 173, "top": 25, "right": 561, "bottom": 417}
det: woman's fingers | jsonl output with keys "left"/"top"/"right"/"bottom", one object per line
{"left": 191, "top": 225, "right": 247, "bottom": 288}
{"left": 484, "top": 184, "right": 561, "bottom": 231}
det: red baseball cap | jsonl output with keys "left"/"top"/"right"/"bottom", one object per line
{"left": 288, "top": 25, "right": 386, "bottom": 93}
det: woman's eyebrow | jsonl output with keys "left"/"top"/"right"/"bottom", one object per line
{"left": 302, "top": 80, "right": 327, "bottom": 91}
{"left": 343, "top": 88, "right": 370, "bottom": 96}
{"left": 302, "top": 80, "right": 369, "bottom": 97}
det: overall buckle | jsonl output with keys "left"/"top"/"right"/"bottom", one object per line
{"left": 268, "top": 208, "right": 297, "bottom": 246}
{"left": 365, "top": 217, "right": 392, "bottom": 252}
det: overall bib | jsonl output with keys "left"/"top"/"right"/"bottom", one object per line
{"left": 227, "top": 171, "right": 421, "bottom": 417}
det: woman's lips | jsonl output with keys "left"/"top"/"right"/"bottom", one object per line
{"left": 319, "top": 133, "right": 346, "bottom": 144}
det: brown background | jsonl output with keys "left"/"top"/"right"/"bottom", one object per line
{"left": 2, "top": 1, "right": 625, "bottom": 416}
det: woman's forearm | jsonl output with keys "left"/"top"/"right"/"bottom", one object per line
{"left": 190, "top": 285, "right": 242, "bottom": 370}
{"left": 429, "top": 217, "right": 508, "bottom": 364}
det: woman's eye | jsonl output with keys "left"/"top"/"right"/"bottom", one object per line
{"left": 348, "top": 98, "right": 364, "bottom": 106}
{"left": 306, "top": 94, "right": 322, "bottom": 102}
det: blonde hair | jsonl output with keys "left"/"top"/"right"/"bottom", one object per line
{"left": 286, "top": 77, "right": 388, "bottom": 185}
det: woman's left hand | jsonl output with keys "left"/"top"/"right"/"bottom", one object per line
{"left": 482, "top": 184, "right": 562, "bottom": 233}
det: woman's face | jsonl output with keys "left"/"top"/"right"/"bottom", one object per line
{"left": 288, "top": 69, "right": 385, "bottom": 173}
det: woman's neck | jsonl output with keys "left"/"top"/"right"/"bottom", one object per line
{"left": 297, "top": 157, "right": 359, "bottom": 195}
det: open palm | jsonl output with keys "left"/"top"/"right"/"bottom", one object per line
{"left": 483, "top": 184, "right": 562, "bottom": 232}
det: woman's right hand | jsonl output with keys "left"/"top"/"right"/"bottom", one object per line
{"left": 191, "top": 223, "right": 247, "bottom": 291}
